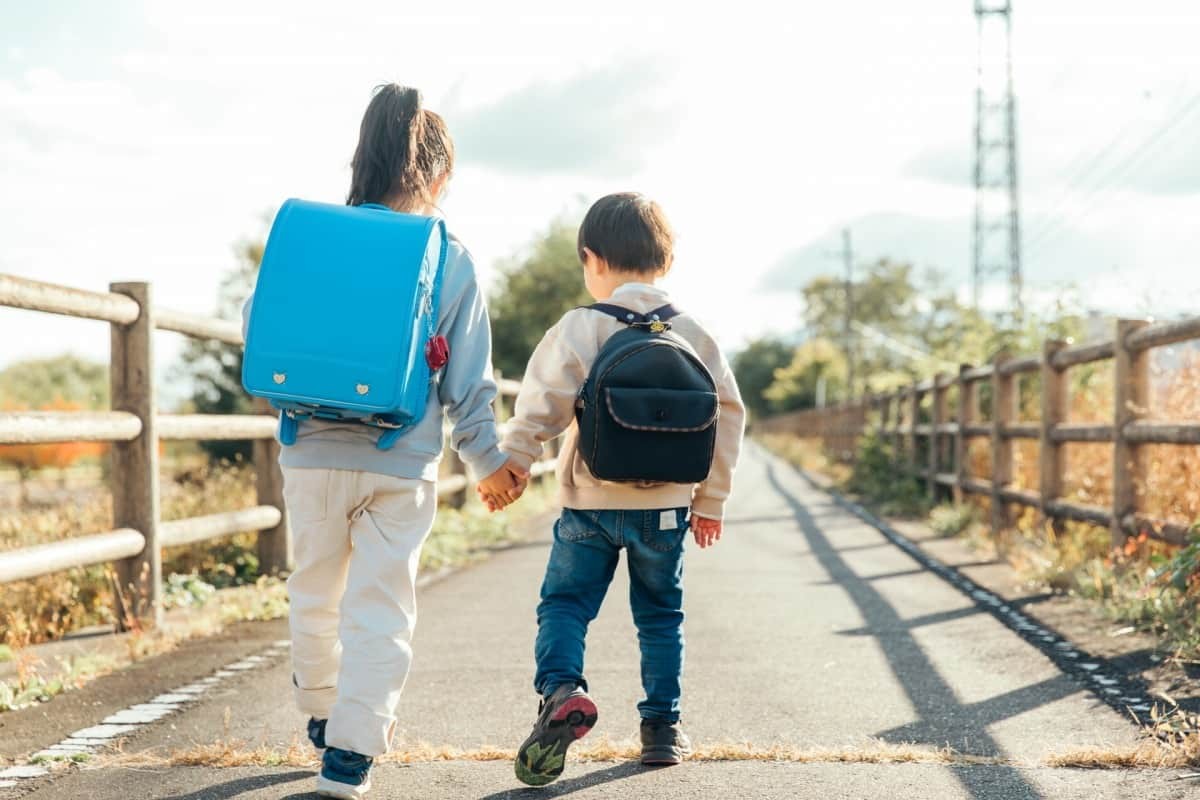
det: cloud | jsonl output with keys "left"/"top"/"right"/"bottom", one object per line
{"left": 449, "top": 61, "right": 676, "bottom": 177}
{"left": 904, "top": 143, "right": 972, "bottom": 187}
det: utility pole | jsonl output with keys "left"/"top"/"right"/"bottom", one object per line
{"left": 841, "top": 229, "right": 855, "bottom": 398}
{"left": 972, "top": 0, "right": 1023, "bottom": 316}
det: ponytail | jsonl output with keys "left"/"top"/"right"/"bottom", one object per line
{"left": 347, "top": 84, "right": 455, "bottom": 209}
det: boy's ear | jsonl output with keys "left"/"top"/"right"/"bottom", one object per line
{"left": 659, "top": 253, "right": 674, "bottom": 277}
{"left": 582, "top": 247, "right": 608, "bottom": 275}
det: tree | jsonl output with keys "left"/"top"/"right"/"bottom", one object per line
{"left": 731, "top": 338, "right": 795, "bottom": 419}
{"left": 488, "top": 218, "right": 592, "bottom": 377}
{"left": 0, "top": 355, "right": 109, "bottom": 409}
{"left": 801, "top": 259, "right": 923, "bottom": 391}
{"left": 764, "top": 338, "right": 848, "bottom": 412}
{"left": 174, "top": 240, "right": 263, "bottom": 462}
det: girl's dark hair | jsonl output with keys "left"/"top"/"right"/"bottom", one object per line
{"left": 577, "top": 192, "right": 674, "bottom": 273}
{"left": 347, "top": 84, "right": 455, "bottom": 209}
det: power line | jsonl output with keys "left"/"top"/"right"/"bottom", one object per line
{"left": 1020, "top": 85, "right": 1188, "bottom": 245}
{"left": 851, "top": 320, "right": 959, "bottom": 371}
{"left": 1024, "top": 90, "right": 1200, "bottom": 258}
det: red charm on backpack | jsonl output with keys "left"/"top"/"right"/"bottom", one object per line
{"left": 425, "top": 335, "right": 450, "bottom": 371}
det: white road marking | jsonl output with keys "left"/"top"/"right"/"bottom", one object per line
{"left": 1, "top": 640, "right": 292, "bottom": 786}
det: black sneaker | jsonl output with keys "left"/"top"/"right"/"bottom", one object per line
{"left": 307, "top": 718, "right": 327, "bottom": 752}
{"left": 514, "top": 684, "right": 598, "bottom": 786}
{"left": 640, "top": 719, "right": 693, "bottom": 766}
{"left": 316, "top": 746, "right": 373, "bottom": 799}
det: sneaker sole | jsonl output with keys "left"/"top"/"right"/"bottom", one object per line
{"left": 514, "top": 695, "right": 598, "bottom": 786}
{"left": 316, "top": 774, "right": 371, "bottom": 800}
{"left": 641, "top": 749, "right": 684, "bottom": 766}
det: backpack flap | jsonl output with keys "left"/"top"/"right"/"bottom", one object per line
{"left": 604, "top": 387, "right": 719, "bottom": 432}
{"left": 243, "top": 199, "right": 445, "bottom": 422}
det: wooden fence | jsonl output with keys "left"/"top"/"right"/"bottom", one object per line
{"left": 0, "top": 274, "right": 553, "bottom": 624}
{"left": 757, "top": 316, "right": 1200, "bottom": 550}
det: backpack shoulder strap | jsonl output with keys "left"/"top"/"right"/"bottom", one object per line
{"left": 584, "top": 303, "right": 683, "bottom": 330}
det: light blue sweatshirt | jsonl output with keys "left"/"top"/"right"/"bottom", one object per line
{"left": 241, "top": 232, "right": 508, "bottom": 483}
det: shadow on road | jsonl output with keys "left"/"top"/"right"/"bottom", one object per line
{"left": 164, "top": 770, "right": 313, "bottom": 799}
{"left": 766, "top": 460, "right": 1052, "bottom": 800}
{"left": 475, "top": 762, "right": 645, "bottom": 799}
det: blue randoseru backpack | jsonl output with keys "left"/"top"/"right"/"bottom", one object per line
{"left": 575, "top": 304, "right": 719, "bottom": 483}
{"left": 241, "top": 199, "right": 448, "bottom": 450}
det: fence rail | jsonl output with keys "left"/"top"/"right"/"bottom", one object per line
{"left": 758, "top": 314, "right": 1200, "bottom": 549}
{"left": 0, "top": 274, "right": 554, "bottom": 623}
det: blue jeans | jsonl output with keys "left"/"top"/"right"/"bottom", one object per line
{"left": 534, "top": 507, "right": 688, "bottom": 723}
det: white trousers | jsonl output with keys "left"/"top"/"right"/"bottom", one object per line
{"left": 282, "top": 467, "right": 437, "bottom": 757}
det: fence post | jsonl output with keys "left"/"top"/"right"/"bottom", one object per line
{"left": 928, "top": 374, "right": 946, "bottom": 499}
{"left": 990, "top": 353, "right": 1014, "bottom": 538}
{"left": 1039, "top": 340, "right": 1068, "bottom": 538}
{"left": 109, "top": 282, "right": 162, "bottom": 627}
{"left": 253, "top": 398, "right": 291, "bottom": 574}
{"left": 1112, "top": 319, "right": 1149, "bottom": 549}
{"left": 955, "top": 365, "right": 974, "bottom": 505}
{"left": 906, "top": 384, "right": 919, "bottom": 476}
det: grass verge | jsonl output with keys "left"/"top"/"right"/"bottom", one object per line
{"left": 94, "top": 736, "right": 1005, "bottom": 769}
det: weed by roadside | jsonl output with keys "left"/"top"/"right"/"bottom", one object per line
{"left": 95, "top": 734, "right": 1002, "bottom": 768}
{"left": 1049, "top": 702, "right": 1200, "bottom": 769}
{"left": 928, "top": 504, "right": 978, "bottom": 538}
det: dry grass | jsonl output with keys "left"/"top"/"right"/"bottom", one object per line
{"left": 1047, "top": 704, "right": 1200, "bottom": 769}
{"left": 94, "top": 736, "right": 1004, "bottom": 769}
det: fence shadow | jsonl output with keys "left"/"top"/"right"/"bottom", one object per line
{"left": 765, "top": 459, "right": 1049, "bottom": 800}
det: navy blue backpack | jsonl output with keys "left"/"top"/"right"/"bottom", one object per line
{"left": 575, "top": 304, "right": 719, "bottom": 483}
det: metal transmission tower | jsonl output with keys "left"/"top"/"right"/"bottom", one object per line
{"left": 972, "top": 1, "right": 1022, "bottom": 314}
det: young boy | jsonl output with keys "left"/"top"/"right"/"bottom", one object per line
{"left": 478, "top": 192, "right": 745, "bottom": 786}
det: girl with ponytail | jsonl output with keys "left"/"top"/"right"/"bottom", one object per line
{"left": 261, "top": 84, "right": 526, "bottom": 799}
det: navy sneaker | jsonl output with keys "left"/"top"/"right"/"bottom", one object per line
{"left": 307, "top": 718, "right": 327, "bottom": 752}
{"left": 514, "top": 684, "right": 598, "bottom": 786}
{"left": 316, "top": 746, "right": 373, "bottom": 799}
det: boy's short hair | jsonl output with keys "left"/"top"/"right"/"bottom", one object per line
{"left": 577, "top": 193, "right": 674, "bottom": 273}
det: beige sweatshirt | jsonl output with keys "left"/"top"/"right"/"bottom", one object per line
{"left": 501, "top": 283, "right": 746, "bottom": 519}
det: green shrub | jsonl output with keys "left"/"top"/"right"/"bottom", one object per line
{"left": 842, "top": 432, "right": 930, "bottom": 518}
{"left": 928, "top": 504, "right": 978, "bottom": 538}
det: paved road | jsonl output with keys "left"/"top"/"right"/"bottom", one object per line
{"left": 8, "top": 445, "right": 1193, "bottom": 799}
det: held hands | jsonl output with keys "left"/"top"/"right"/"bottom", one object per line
{"left": 477, "top": 458, "right": 530, "bottom": 512}
{"left": 690, "top": 515, "right": 722, "bottom": 549}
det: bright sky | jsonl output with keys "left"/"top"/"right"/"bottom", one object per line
{"left": 3, "top": 1, "right": 1200, "bottom": 376}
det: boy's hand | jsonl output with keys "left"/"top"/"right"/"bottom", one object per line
{"left": 690, "top": 516, "right": 722, "bottom": 549}
{"left": 476, "top": 459, "right": 530, "bottom": 512}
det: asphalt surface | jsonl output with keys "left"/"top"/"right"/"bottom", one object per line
{"left": 7, "top": 444, "right": 1194, "bottom": 799}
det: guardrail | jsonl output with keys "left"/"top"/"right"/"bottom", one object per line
{"left": 0, "top": 274, "right": 553, "bottom": 624}
{"left": 757, "top": 316, "right": 1200, "bottom": 549}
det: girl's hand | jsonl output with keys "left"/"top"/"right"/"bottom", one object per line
{"left": 690, "top": 516, "right": 722, "bottom": 549}
{"left": 476, "top": 459, "right": 530, "bottom": 512}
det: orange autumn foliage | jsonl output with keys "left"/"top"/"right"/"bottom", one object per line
{"left": 0, "top": 398, "right": 106, "bottom": 475}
